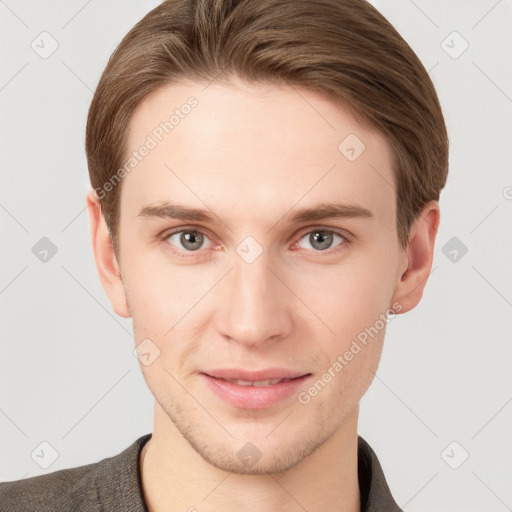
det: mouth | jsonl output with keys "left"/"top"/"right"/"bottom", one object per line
{"left": 200, "top": 369, "right": 312, "bottom": 409}
{"left": 218, "top": 377, "right": 296, "bottom": 387}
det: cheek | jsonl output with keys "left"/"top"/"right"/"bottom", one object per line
{"left": 121, "top": 247, "right": 200, "bottom": 327}
{"left": 121, "top": 252, "right": 211, "bottom": 372}
{"left": 296, "top": 257, "right": 395, "bottom": 342}
{"left": 122, "top": 231, "right": 398, "bottom": 351}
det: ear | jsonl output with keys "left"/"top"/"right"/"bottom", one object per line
{"left": 86, "top": 189, "right": 131, "bottom": 318}
{"left": 391, "top": 200, "right": 440, "bottom": 314}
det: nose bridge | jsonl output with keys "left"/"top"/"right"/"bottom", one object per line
{"left": 216, "top": 244, "right": 292, "bottom": 346}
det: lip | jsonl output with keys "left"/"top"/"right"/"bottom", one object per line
{"left": 203, "top": 368, "right": 308, "bottom": 381}
{"left": 200, "top": 368, "right": 312, "bottom": 410}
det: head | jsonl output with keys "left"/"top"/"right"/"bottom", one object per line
{"left": 86, "top": 0, "right": 448, "bottom": 475}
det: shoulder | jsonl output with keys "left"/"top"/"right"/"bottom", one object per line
{"left": 0, "top": 433, "right": 152, "bottom": 512}
{"left": 0, "top": 460, "right": 102, "bottom": 511}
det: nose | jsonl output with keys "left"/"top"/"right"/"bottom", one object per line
{"left": 215, "top": 248, "right": 293, "bottom": 348}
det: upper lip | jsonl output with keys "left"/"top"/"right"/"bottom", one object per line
{"left": 203, "top": 368, "right": 310, "bottom": 381}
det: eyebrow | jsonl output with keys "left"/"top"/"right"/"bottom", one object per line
{"left": 137, "top": 201, "right": 374, "bottom": 226}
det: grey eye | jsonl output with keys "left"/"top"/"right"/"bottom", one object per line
{"left": 297, "top": 230, "right": 344, "bottom": 251}
{"left": 167, "top": 230, "right": 207, "bottom": 251}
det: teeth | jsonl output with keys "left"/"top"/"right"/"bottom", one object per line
{"left": 230, "top": 378, "right": 287, "bottom": 386}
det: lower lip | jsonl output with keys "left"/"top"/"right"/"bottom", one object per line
{"left": 201, "top": 374, "right": 311, "bottom": 409}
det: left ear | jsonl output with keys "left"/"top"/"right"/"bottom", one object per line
{"left": 391, "top": 200, "right": 440, "bottom": 314}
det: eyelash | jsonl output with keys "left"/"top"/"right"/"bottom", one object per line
{"left": 159, "top": 226, "right": 351, "bottom": 259}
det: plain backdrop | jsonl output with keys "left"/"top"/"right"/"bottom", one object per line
{"left": 1, "top": 1, "right": 511, "bottom": 511}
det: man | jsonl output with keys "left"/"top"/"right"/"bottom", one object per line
{"left": 0, "top": 0, "right": 448, "bottom": 510}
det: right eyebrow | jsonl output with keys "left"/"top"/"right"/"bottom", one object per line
{"left": 138, "top": 202, "right": 216, "bottom": 223}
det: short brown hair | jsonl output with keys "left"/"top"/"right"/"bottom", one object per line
{"left": 86, "top": 0, "right": 449, "bottom": 254}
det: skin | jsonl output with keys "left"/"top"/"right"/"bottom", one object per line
{"left": 86, "top": 77, "right": 440, "bottom": 512}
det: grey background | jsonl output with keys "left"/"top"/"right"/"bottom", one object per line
{"left": 1, "top": 1, "right": 511, "bottom": 511}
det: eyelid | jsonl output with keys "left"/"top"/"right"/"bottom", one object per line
{"left": 159, "top": 226, "right": 217, "bottom": 256}
{"left": 295, "top": 225, "right": 353, "bottom": 243}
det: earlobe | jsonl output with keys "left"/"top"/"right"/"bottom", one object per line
{"left": 86, "top": 189, "right": 131, "bottom": 318}
{"left": 391, "top": 200, "right": 440, "bottom": 314}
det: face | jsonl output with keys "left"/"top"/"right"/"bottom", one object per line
{"left": 108, "top": 78, "right": 409, "bottom": 474}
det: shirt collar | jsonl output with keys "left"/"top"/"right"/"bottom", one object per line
{"left": 358, "top": 435, "right": 403, "bottom": 512}
{"left": 96, "top": 433, "right": 402, "bottom": 512}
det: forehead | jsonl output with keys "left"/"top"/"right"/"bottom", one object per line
{"left": 121, "top": 79, "right": 395, "bottom": 228}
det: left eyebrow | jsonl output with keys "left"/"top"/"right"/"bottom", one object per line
{"left": 137, "top": 200, "right": 374, "bottom": 227}
{"left": 284, "top": 202, "right": 374, "bottom": 223}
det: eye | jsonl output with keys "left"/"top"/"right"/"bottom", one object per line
{"left": 164, "top": 229, "right": 214, "bottom": 255}
{"left": 161, "top": 226, "right": 349, "bottom": 258}
{"left": 296, "top": 228, "right": 347, "bottom": 252}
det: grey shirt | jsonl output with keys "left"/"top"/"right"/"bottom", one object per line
{"left": 0, "top": 433, "right": 403, "bottom": 511}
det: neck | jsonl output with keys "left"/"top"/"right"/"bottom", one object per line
{"left": 140, "top": 403, "right": 361, "bottom": 512}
